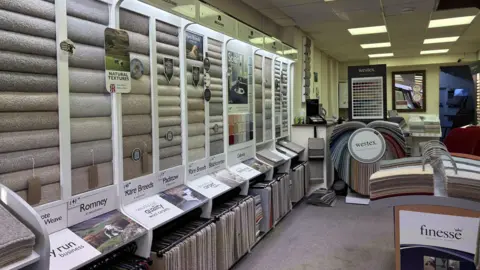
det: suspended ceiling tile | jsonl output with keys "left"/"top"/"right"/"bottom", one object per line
{"left": 382, "top": 0, "right": 434, "bottom": 6}
{"left": 383, "top": 0, "right": 435, "bottom": 16}
{"left": 258, "top": 7, "right": 289, "bottom": 19}
{"left": 296, "top": 19, "right": 349, "bottom": 32}
{"left": 241, "top": 0, "right": 276, "bottom": 9}
{"left": 354, "top": 33, "right": 391, "bottom": 44}
{"left": 425, "top": 25, "right": 469, "bottom": 37}
{"left": 274, "top": 18, "right": 297, "bottom": 26}
{"left": 430, "top": 7, "right": 479, "bottom": 20}
{"left": 336, "top": 10, "right": 385, "bottom": 26}
{"left": 269, "top": 0, "right": 322, "bottom": 8}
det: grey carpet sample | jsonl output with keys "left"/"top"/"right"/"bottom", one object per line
{"left": 132, "top": 76, "right": 152, "bottom": 94}
{"left": 255, "top": 55, "right": 262, "bottom": 69}
{"left": 158, "top": 86, "right": 180, "bottom": 96}
{"left": 70, "top": 93, "right": 111, "bottom": 117}
{"left": 0, "top": 9, "right": 56, "bottom": 39}
{"left": 189, "top": 135, "right": 206, "bottom": 149}
{"left": 156, "top": 31, "right": 179, "bottom": 47}
{"left": 158, "top": 107, "right": 181, "bottom": 117}
{"left": 0, "top": 92, "right": 57, "bottom": 112}
{"left": 208, "top": 38, "right": 224, "bottom": 155}
{"left": 72, "top": 161, "right": 113, "bottom": 195}
{"left": 17, "top": 182, "right": 60, "bottom": 206}
{"left": 123, "top": 135, "right": 153, "bottom": 158}
{"left": 160, "top": 145, "right": 182, "bottom": 158}
{"left": 209, "top": 65, "right": 222, "bottom": 78}
{"left": 159, "top": 136, "right": 182, "bottom": 148}
{"left": 0, "top": 112, "right": 58, "bottom": 132}
{"left": 156, "top": 20, "right": 178, "bottom": 36}
{"left": 210, "top": 134, "right": 223, "bottom": 141}
{"left": 68, "top": 16, "right": 106, "bottom": 47}
{"left": 122, "top": 94, "right": 151, "bottom": 115}
{"left": 188, "top": 148, "right": 205, "bottom": 161}
{"left": 69, "top": 43, "right": 105, "bottom": 70}
{"left": 0, "top": 164, "right": 59, "bottom": 192}
{"left": 71, "top": 117, "right": 111, "bottom": 143}
{"left": 158, "top": 96, "right": 181, "bottom": 106}
{"left": 208, "top": 51, "right": 222, "bottom": 61}
{"left": 120, "top": 8, "right": 148, "bottom": 35}
{"left": 127, "top": 30, "right": 149, "bottom": 55}
{"left": 0, "top": 51, "right": 56, "bottom": 75}
{"left": 160, "top": 155, "right": 182, "bottom": 171}
{"left": 159, "top": 126, "right": 181, "bottom": 136}
{"left": 210, "top": 84, "right": 222, "bottom": 92}
{"left": 188, "top": 99, "right": 205, "bottom": 110}
{"left": 0, "top": 147, "right": 59, "bottom": 174}
{"left": 0, "top": 0, "right": 55, "bottom": 21}
{"left": 210, "top": 104, "right": 223, "bottom": 116}
{"left": 187, "top": 86, "right": 204, "bottom": 98}
{"left": 158, "top": 116, "right": 181, "bottom": 127}
{"left": 67, "top": 0, "right": 109, "bottom": 25}
{"left": 123, "top": 115, "right": 152, "bottom": 136}
{"left": 210, "top": 140, "right": 224, "bottom": 156}
{"left": 157, "top": 42, "right": 179, "bottom": 57}
{"left": 69, "top": 68, "right": 105, "bottom": 93}
{"left": 71, "top": 139, "right": 112, "bottom": 169}
{"left": 0, "top": 129, "right": 58, "bottom": 154}
{"left": 0, "top": 29, "right": 56, "bottom": 57}
{"left": 124, "top": 154, "right": 153, "bottom": 180}
{"left": 0, "top": 72, "right": 57, "bottom": 93}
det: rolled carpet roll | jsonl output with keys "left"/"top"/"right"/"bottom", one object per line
{"left": 158, "top": 85, "right": 181, "bottom": 96}
{"left": 0, "top": 0, "right": 55, "bottom": 21}
{"left": 67, "top": 0, "right": 109, "bottom": 25}
{"left": 158, "top": 75, "right": 180, "bottom": 86}
{"left": 186, "top": 59, "right": 204, "bottom": 71}
{"left": 186, "top": 72, "right": 204, "bottom": 86}
{"left": 211, "top": 77, "right": 222, "bottom": 84}
{"left": 159, "top": 126, "right": 181, "bottom": 137}
{"left": 160, "top": 155, "right": 182, "bottom": 171}
{"left": 68, "top": 43, "right": 105, "bottom": 70}
{"left": 159, "top": 135, "right": 181, "bottom": 148}
{"left": 210, "top": 104, "right": 223, "bottom": 116}
{"left": 127, "top": 31, "right": 149, "bottom": 55}
{"left": 157, "top": 64, "right": 180, "bottom": 77}
{"left": 265, "top": 91, "right": 272, "bottom": 99}
{"left": 0, "top": 9, "right": 56, "bottom": 39}
{"left": 209, "top": 66, "right": 222, "bottom": 78}
{"left": 157, "top": 43, "right": 180, "bottom": 57}
{"left": 210, "top": 84, "right": 222, "bottom": 92}
{"left": 210, "top": 116, "right": 223, "bottom": 122}
{"left": 124, "top": 154, "right": 152, "bottom": 180}
{"left": 0, "top": 147, "right": 59, "bottom": 174}
{"left": 211, "top": 90, "right": 222, "bottom": 97}
{"left": 158, "top": 96, "right": 180, "bottom": 106}
{"left": 207, "top": 51, "right": 221, "bottom": 61}
{"left": 0, "top": 164, "right": 59, "bottom": 192}
{"left": 69, "top": 68, "right": 105, "bottom": 93}
{"left": 71, "top": 117, "right": 111, "bottom": 143}
{"left": 120, "top": 9, "right": 149, "bottom": 36}
{"left": 188, "top": 148, "right": 205, "bottom": 161}
{"left": 17, "top": 182, "right": 60, "bottom": 206}
{"left": 0, "top": 29, "right": 56, "bottom": 57}
{"left": 0, "top": 72, "right": 56, "bottom": 93}
{"left": 158, "top": 107, "right": 181, "bottom": 117}
{"left": 255, "top": 101, "right": 263, "bottom": 112}
{"left": 187, "top": 86, "right": 204, "bottom": 98}
{"left": 156, "top": 20, "right": 178, "bottom": 37}
{"left": 0, "top": 112, "right": 58, "bottom": 132}
{"left": 156, "top": 31, "right": 178, "bottom": 47}
{"left": 188, "top": 135, "right": 205, "bottom": 149}
{"left": 131, "top": 53, "right": 151, "bottom": 75}
{"left": 70, "top": 93, "right": 111, "bottom": 117}
{"left": 123, "top": 135, "right": 152, "bottom": 158}
{"left": 157, "top": 53, "right": 180, "bottom": 66}
{"left": 122, "top": 94, "right": 151, "bottom": 115}
{"left": 160, "top": 145, "right": 182, "bottom": 158}
{"left": 210, "top": 122, "right": 224, "bottom": 129}
{"left": 67, "top": 16, "right": 106, "bottom": 47}
{"left": 71, "top": 139, "right": 112, "bottom": 169}
{"left": 208, "top": 44, "right": 222, "bottom": 54}
{"left": 210, "top": 97, "right": 223, "bottom": 103}
{"left": 158, "top": 116, "right": 181, "bottom": 127}
{"left": 72, "top": 161, "right": 113, "bottom": 195}
{"left": 0, "top": 129, "right": 58, "bottom": 154}
{"left": 0, "top": 92, "right": 57, "bottom": 112}
{"left": 0, "top": 51, "right": 56, "bottom": 75}
{"left": 255, "top": 55, "right": 262, "bottom": 68}
{"left": 188, "top": 111, "right": 205, "bottom": 123}
{"left": 132, "top": 76, "right": 151, "bottom": 94}
{"left": 188, "top": 99, "right": 205, "bottom": 110}
{"left": 188, "top": 124, "right": 205, "bottom": 137}
{"left": 123, "top": 115, "right": 152, "bottom": 136}
{"left": 210, "top": 134, "right": 223, "bottom": 141}
{"left": 210, "top": 140, "right": 224, "bottom": 156}
{"left": 208, "top": 57, "right": 222, "bottom": 67}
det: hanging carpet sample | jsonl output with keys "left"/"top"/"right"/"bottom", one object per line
{"left": 157, "top": 20, "right": 183, "bottom": 171}
{"left": 185, "top": 31, "right": 205, "bottom": 162}
{"left": 208, "top": 38, "right": 225, "bottom": 156}
{"left": 274, "top": 60, "right": 281, "bottom": 137}
{"left": 443, "top": 156, "right": 480, "bottom": 202}
{"left": 264, "top": 57, "right": 273, "bottom": 140}
{"left": 254, "top": 54, "right": 264, "bottom": 143}
{"left": 281, "top": 63, "right": 289, "bottom": 135}
{"left": 119, "top": 8, "right": 152, "bottom": 181}
{"left": 0, "top": 0, "right": 60, "bottom": 205}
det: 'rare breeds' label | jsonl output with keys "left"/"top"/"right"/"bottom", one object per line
{"left": 123, "top": 174, "right": 159, "bottom": 205}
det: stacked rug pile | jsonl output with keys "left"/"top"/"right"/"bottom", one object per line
{"left": 408, "top": 115, "right": 441, "bottom": 134}
{"left": 330, "top": 121, "right": 407, "bottom": 196}
{"left": 0, "top": 204, "right": 35, "bottom": 267}
{"left": 443, "top": 156, "right": 480, "bottom": 202}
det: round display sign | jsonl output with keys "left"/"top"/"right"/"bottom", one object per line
{"left": 347, "top": 128, "right": 386, "bottom": 163}
{"left": 131, "top": 148, "right": 141, "bottom": 161}
{"left": 204, "top": 88, "right": 211, "bottom": 102}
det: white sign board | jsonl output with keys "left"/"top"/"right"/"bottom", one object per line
{"left": 157, "top": 165, "right": 184, "bottom": 192}
{"left": 187, "top": 175, "right": 230, "bottom": 198}
{"left": 348, "top": 128, "right": 386, "bottom": 163}
{"left": 208, "top": 154, "right": 226, "bottom": 174}
{"left": 49, "top": 229, "right": 100, "bottom": 270}
{"left": 140, "top": 0, "right": 196, "bottom": 19}
{"left": 38, "top": 203, "right": 68, "bottom": 234}
{"left": 230, "top": 163, "right": 261, "bottom": 180}
{"left": 122, "top": 174, "right": 158, "bottom": 205}
{"left": 187, "top": 158, "right": 208, "bottom": 181}
{"left": 67, "top": 187, "right": 117, "bottom": 227}
{"left": 199, "top": 3, "right": 236, "bottom": 37}
{"left": 227, "top": 146, "right": 254, "bottom": 166}
{"left": 124, "top": 195, "right": 183, "bottom": 229}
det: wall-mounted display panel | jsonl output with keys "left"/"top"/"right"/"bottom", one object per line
{"left": 255, "top": 54, "right": 264, "bottom": 143}
{"left": 281, "top": 62, "right": 289, "bottom": 135}
{"left": 264, "top": 57, "right": 273, "bottom": 141}
{"left": 139, "top": 0, "right": 196, "bottom": 20}
{"left": 208, "top": 38, "right": 225, "bottom": 156}
{"left": 274, "top": 60, "right": 282, "bottom": 137}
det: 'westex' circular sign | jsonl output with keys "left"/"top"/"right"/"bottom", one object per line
{"left": 348, "top": 128, "right": 386, "bottom": 163}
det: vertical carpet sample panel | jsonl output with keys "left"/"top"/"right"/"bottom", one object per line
{"left": 157, "top": 19, "right": 182, "bottom": 170}
{"left": 208, "top": 38, "right": 224, "bottom": 156}
{"left": 264, "top": 57, "right": 273, "bottom": 141}
{"left": 281, "top": 63, "right": 289, "bottom": 135}
{"left": 186, "top": 30, "right": 205, "bottom": 162}
{"left": 120, "top": 8, "right": 152, "bottom": 180}
{"left": 68, "top": 0, "right": 113, "bottom": 193}
{"left": 255, "top": 54, "right": 263, "bottom": 143}
{"left": 274, "top": 60, "right": 281, "bottom": 138}
{"left": 0, "top": 3, "right": 60, "bottom": 206}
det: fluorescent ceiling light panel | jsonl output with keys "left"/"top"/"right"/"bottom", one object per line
{"left": 368, "top": 53, "right": 394, "bottom": 58}
{"left": 428, "top": 16, "right": 476, "bottom": 28}
{"left": 423, "top": 36, "right": 460, "bottom": 44}
{"left": 348, "top": 25, "right": 387, "bottom": 35}
{"left": 360, "top": 42, "right": 391, "bottom": 49}
{"left": 420, "top": 49, "right": 449, "bottom": 54}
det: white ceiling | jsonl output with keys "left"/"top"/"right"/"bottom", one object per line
{"left": 241, "top": 0, "right": 480, "bottom": 62}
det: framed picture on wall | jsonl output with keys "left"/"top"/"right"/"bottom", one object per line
{"left": 392, "top": 70, "right": 426, "bottom": 112}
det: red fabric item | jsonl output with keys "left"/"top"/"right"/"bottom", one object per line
{"left": 444, "top": 126, "right": 480, "bottom": 156}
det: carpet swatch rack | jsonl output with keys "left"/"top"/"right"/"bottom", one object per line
{"left": 80, "top": 242, "right": 152, "bottom": 270}
{"left": 330, "top": 121, "right": 407, "bottom": 197}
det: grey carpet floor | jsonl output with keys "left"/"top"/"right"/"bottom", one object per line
{"left": 233, "top": 199, "right": 395, "bottom": 270}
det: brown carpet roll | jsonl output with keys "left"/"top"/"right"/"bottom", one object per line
{"left": 70, "top": 93, "right": 111, "bottom": 117}
{"left": 157, "top": 42, "right": 180, "bottom": 57}
{"left": 0, "top": 129, "right": 58, "bottom": 154}
{"left": 69, "top": 68, "right": 105, "bottom": 93}
{"left": 0, "top": 0, "right": 55, "bottom": 21}
{"left": 211, "top": 90, "right": 222, "bottom": 96}
{"left": 186, "top": 86, "right": 203, "bottom": 98}
{"left": 67, "top": 16, "right": 106, "bottom": 47}
{"left": 156, "top": 31, "right": 179, "bottom": 47}
{"left": 127, "top": 31, "right": 149, "bottom": 55}
{"left": 72, "top": 161, "right": 112, "bottom": 195}
{"left": 210, "top": 104, "right": 223, "bottom": 116}
{"left": 0, "top": 164, "right": 59, "bottom": 192}
{"left": 157, "top": 64, "right": 180, "bottom": 77}
{"left": 69, "top": 43, "right": 105, "bottom": 70}
{"left": 71, "top": 139, "right": 112, "bottom": 169}
{"left": 0, "top": 29, "right": 56, "bottom": 57}
{"left": 0, "top": 92, "right": 57, "bottom": 112}
{"left": 158, "top": 86, "right": 181, "bottom": 96}
{"left": 158, "top": 96, "right": 181, "bottom": 106}
{"left": 188, "top": 99, "right": 205, "bottom": 110}
{"left": 210, "top": 97, "right": 222, "bottom": 103}
{"left": 0, "top": 51, "right": 56, "bottom": 75}
{"left": 156, "top": 20, "right": 178, "bottom": 36}
{"left": 132, "top": 76, "right": 151, "bottom": 94}
{"left": 209, "top": 57, "right": 222, "bottom": 67}
{"left": 123, "top": 154, "right": 153, "bottom": 181}
{"left": 160, "top": 145, "right": 182, "bottom": 158}
{"left": 0, "top": 146, "right": 59, "bottom": 174}
{"left": 71, "top": 117, "right": 111, "bottom": 143}
{"left": 158, "top": 107, "right": 181, "bottom": 117}
{"left": 160, "top": 155, "right": 182, "bottom": 171}
{"left": 188, "top": 124, "right": 205, "bottom": 137}
{"left": 0, "top": 72, "right": 57, "bottom": 93}
{"left": 67, "top": 0, "right": 109, "bottom": 25}
{"left": 159, "top": 136, "right": 182, "bottom": 148}
{"left": 159, "top": 116, "right": 181, "bottom": 127}
{"left": 120, "top": 9, "right": 148, "bottom": 36}
{"left": 0, "top": 112, "right": 58, "bottom": 132}
{"left": 188, "top": 111, "right": 205, "bottom": 123}
{"left": 17, "top": 182, "right": 60, "bottom": 206}
{"left": 123, "top": 135, "right": 152, "bottom": 158}
{"left": 131, "top": 53, "right": 151, "bottom": 75}
{"left": 255, "top": 85, "right": 262, "bottom": 98}
{"left": 123, "top": 115, "right": 152, "bottom": 136}
{"left": 0, "top": 9, "right": 56, "bottom": 39}
{"left": 159, "top": 126, "right": 181, "bottom": 137}
{"left": 122, "top": 94, "right": 151, "bottom": 115}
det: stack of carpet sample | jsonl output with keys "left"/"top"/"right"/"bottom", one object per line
{"left": 208, "top": 38, "right": 225, "bottom": 156}
{"left": 330, "top": 121, "right": 407, "bottom": 196}
{"left": 120, "top": 8, "right": 153, "bottom": 180}
{"left": 157, "top": 19, "right": 183, "bottom": 170}
{"left": 443, "top": 156, "right": 480, "bottom": 202}
{"left": 281, "top": 63, "right": 289, "bottom": 135}
{"left": 369, "top": 157, "right": 434, "bottom": 200}
{"left": 254, "top": 54, "right": 263, "bottom": 143}
{"left": 0, "top": 0, "right": 61, "bottom": 205}
{"left": 257, "top": 149, "right": 284, "bottom": 167}
{"left": 408, "top": 115, "right": 441, "bottom": 134}
{"left": 264, "top": 57, "right": 273, "bottom": 140}
{"left": 186, "top": 31, "right": 206, "bottom": 162}
{"left": 0, "top": 204, "right": 35, "bottom": 268}
{"left": 274, "top": 60, "right": 282, "bottom": 137}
